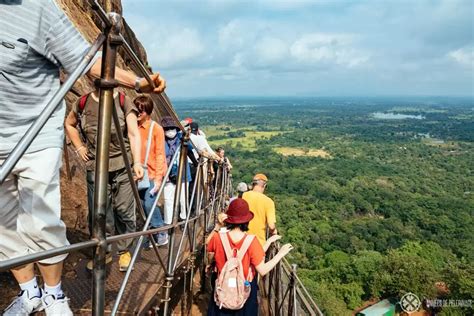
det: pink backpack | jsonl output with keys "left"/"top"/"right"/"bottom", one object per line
{"left": 214, "top": 233, "right": 255, "bottom": 310}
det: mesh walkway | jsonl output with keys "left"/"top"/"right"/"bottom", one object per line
{"left": 63, "top": 227, "right": 203, "bottom": 314}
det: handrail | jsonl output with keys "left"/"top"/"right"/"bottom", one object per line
{"left": 264, "top": 242, "right": 324, "bottom": 316}
{"left": 117, "top": 32, "right": 184, "bottom": 131}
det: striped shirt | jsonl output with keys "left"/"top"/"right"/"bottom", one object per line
{"left": 0, "top": 0, "right": 89, "bottom": 157}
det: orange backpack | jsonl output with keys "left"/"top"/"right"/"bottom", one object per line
{"left": 214, "top": 233, "right": 255, "bottom": 310}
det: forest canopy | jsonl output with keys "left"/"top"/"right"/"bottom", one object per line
{"left": 176, "top": 96, "right": 474, "bottom": 315}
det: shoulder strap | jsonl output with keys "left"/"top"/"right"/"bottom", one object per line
{"left": 78, "top": 93, "right": 90, "bottom": 114}
{"left": 237, "top": 235, "right": 255, "bottom": 261}
{"left": 219, "top": 232, "right": 234, "bottom": 260}
{"left": 119, "top": 92, "right": 125, "bottom": 108}
{"left": 143, "top": 121, "right": 155, "bottom": 166}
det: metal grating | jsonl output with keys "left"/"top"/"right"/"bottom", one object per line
{"left": 63, "top": 227, "right": 202, "bottom": 315}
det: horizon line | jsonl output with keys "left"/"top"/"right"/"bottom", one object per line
{"left": 170, "top": 94, "right": 474, "bottom": 100}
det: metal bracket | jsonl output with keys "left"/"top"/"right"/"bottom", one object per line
{"left": 94, "top": 78, "right": 119, "bottom": 89}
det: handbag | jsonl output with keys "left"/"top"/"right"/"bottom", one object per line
{"left": 137, "top": 121, "right": 155, "bottom": 191}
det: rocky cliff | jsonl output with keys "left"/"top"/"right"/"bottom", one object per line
{"left": 55, "top": 0, "right": 173, "bottom": 230}
{"left": 57, "top": 0, "right": 150, "bottom": 105}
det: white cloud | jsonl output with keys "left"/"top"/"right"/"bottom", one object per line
{"left": 254, "top": 37, "right": 288, "bottom": 65}
{"left": 290, "top": 33, "right": 369, "bottom": 68}
{"left": 123, "top": 0, "right": 473, "bottom": 97}
{"left": 448, "top": 47, "right": 474, "bottom": 67}
{"left": 149, "top": 28, "right": 205, "bottom": 68}
{"left": 257, "top": 0, "right": 318, "bottom": 10}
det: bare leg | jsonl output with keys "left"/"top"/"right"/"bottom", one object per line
{"left": 37, "top": 261, "right": 63, "bottom": 286}
{"left": 10, "top": 263, "right": 36, "bottom": 284}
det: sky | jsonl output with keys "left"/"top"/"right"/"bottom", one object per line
{"left": 122, "top": 0, "right": 474, "bottom": 98}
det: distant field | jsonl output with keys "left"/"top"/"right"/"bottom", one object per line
{"left": 208, "top": 130, "right": 284, "bottom": 150}
{"left": 202, "top": 125, "right": 231, "bottom": 137}
{"left": 274, "top": 147, "right": 331, "bottom": 158}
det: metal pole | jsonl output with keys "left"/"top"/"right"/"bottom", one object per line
{"left": 172, "top": 163, "right": 202, "bottom": 271}
{"left": 288, "top": 264, "right": 298, "bottom": 316}
{"left": 63, "top": 137, "right": 72, "bottom": 181}
{"left": 0, "top": 34, "right": 105, "bottom": 183}
{"left": 0, "top": 240, "right": 98, "bottom": 272}
{"left": 187, "top": 164, "right": 202, "bottom": 296}
{"left": 117, "top": 33, "right": 183, "bottom": 131}
{"left": 92, "top": 12, "right": 122, "bottom": 316}
{"left": 200, "top": 164, "right": 208, "bottom": 295}
{"left": 110, "top": 147, "right": 181, "bottom": 316}
{"left": 275, "top": 258, "right": 282, "bottom": 316}
{"left": 162, "top": 138, "right": 189, "bottom": 315}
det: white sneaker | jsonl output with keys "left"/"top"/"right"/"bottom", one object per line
{"left": 157, "top": 234, "right": 169, "bottom": 246}
{"left": 3, "top": 290, "right": 43, "bottom": 315}
{"left": 42, "top": 294, "right": 73, "bottom": 316}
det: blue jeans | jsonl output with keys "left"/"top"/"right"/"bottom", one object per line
{"left": 138, "top": 179, "right": 164, "bottom": 230}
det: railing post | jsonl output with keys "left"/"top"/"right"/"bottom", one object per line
{"left": 274, "top": 257, "right": 282, "bottom": 316}
{"left": 288, "top": 264, "right": 298, "bottom": 316}
{"left": 91, "top": 11, "right": 122, "bottom": 316}
{"left": 161, "top": 135, "right": 189, "bottom": 315}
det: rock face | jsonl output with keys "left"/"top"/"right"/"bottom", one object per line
{"left": 58, "top": 0, "right": 177, "bottom": 119}
{"left": 57, "top": 0, "right": 150, "bottom": 104}
{"left": 54, "top": 0, "right": 176, "bottom": 228}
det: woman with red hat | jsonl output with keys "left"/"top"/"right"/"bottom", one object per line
{"left": 207, "top": 198, "right": 293, "bottom": 315}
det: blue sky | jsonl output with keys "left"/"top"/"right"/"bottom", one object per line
{"left": 122, "top": 0, "right": 473, "bottom": 98}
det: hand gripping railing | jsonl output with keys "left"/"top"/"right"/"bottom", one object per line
{"left": 263, "top": 243, "right": 323, "bottom": 316}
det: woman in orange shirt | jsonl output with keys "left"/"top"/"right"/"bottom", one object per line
{"left": 135, "top": 96, "right": 169, "bottom": 246}
{"left": 207, "top": 198, "right": 293, "bottom": 315}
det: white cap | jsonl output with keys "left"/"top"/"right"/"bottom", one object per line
{"left": 236, "top": 182, "right": 248, "bottom": 192}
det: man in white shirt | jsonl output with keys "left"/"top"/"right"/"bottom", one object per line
{"left": 189, "top": 122, "right": 220, "bottom": 162}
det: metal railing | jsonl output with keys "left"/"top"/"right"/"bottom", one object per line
{"left": 262, "top": 244, "right": 324, "bottom": 316}
{"left": 0, "top": 1, "right": 321, "bottom": 315}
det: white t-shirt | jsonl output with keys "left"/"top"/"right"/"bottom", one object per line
{"left": 189, "top": 133, "right": 216, "bottom": 160}
{"left": 0, "top": 0, "right": 89, "bottom": 156}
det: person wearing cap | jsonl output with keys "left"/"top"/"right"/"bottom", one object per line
{"left": 161, "top": 116, "right": 198, "bottom": 224}
{"left": 242, "top": 173, "right": 277, "bottom": 246}
{"left": 237, "top": 182, "right": 248, "bottom": 198}
{"left": 189, "top": 122, "right": 220, "bottom": 161}
{"left": 229, "top": 182, "right": 248, "bottom": 204}
{"left": 206, "top": 198, "right": 293, "bottom": 315}
{"left": 189, "top": 121, "right": 222, "bottom": 196}
{"left": 180, "top": 117, "right": 193, "bottom": 133}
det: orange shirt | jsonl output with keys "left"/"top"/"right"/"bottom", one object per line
{"left": 139, "top": 119, "right": 167, "bottom": 180}
{"left": 207, "top": 232, "right": 265, "bottom": 280}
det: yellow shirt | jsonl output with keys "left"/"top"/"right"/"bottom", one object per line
{"left": 242, "top": 190, "right": 276, "bottom": 246}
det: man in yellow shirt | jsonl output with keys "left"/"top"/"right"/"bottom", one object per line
{"left": 242, "top": 174, "right": 277, "bottom": 245}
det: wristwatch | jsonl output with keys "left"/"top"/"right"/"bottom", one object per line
{"left": 134, "top": 77, "right": 142, "bottom": 93}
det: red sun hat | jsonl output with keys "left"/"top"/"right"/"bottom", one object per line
{"left": 225, "top": 198, "right": 254, "bottom": 224}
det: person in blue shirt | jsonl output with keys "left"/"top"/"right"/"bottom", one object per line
{"left": 160, "top": 116, "right": 198, "bottom": 225}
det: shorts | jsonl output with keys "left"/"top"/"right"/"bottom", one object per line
{"left": 0, "top": 147, "right": 69, "bottom": 265}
